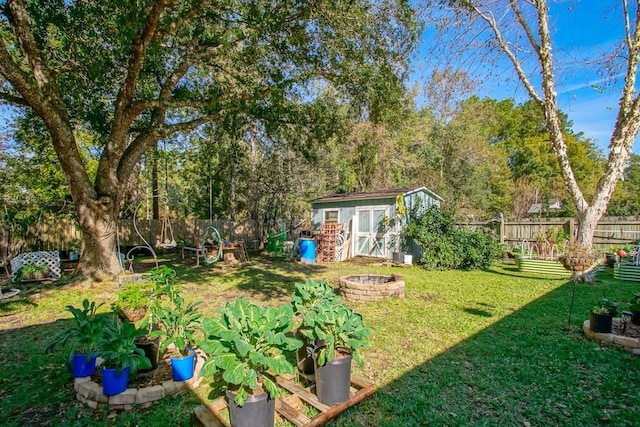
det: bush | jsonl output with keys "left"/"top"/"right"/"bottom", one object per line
{"left": 403, "top": 205, "right": 501, "bottom": 270}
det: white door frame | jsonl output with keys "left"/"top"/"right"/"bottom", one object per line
{"left": 353, "top": 205, "right": 390, "bottom": 258}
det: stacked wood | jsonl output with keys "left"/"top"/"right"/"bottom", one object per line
{"left": 317, "top": 223, "right": 343, "bottom": 263}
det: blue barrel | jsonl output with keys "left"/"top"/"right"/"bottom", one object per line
{"left": 300, "top": 238, "right": 316, "bottom": 264}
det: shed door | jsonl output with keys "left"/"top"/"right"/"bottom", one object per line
{"left": 354, "top": 206, "right": 389, "bottom": 258}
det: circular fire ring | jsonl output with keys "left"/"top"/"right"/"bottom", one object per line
{"left": 338, "top": 274, "right": 405, "bottom": 302}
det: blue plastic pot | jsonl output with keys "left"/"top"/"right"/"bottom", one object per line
{"left": 170, "top": 349, "right": 195, "bottom": 381}
{"left": 102, "top": 366, "right": 130, "bottom": 396}
{"left": 72, "top": 352, "right": 97, "bottom": 378}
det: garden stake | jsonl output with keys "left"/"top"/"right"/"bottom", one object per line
{"left": 567, "top": 272, "right": 578, "bottom": 328}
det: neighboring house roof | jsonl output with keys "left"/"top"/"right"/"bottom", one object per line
{"left": 528, "top": 199, "right": 562, "bottom": 214}
{"left": 311, "top": 185, "right": 443, "bottom": 204}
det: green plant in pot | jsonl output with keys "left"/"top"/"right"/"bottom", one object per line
{"left": 135, "top": 266, "right": 180, "bottom": 370}
{"left": 590, "top": 298, "right": 618, "bottom": 333}
{"left": 111, "top": 281, "right": 152, "bottom": 323}
{"left": 96, "top": 316, "right": 151, "bottom": 395}
{"left": 199, "top": 297, "right": 302, "bottom": 427}
{"left": 298, "top": 301, "right": 371, "bottom": 405}
{"left": 149, "top": 290, "right": 202, "bottom": 381}
{"left": 290, "top": 279, "right": 341, "bottom": 376}
{"left": 68, "top": 239, "right": 81, "bottom": 260}
{"left": 46, "top": 299, "right": 105, "bottom": 378}
{"left": 19, "top": 263, "right": 49, "bottom": 281}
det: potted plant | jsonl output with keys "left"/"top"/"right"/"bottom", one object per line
{"left": 199, "top": 298, "right": 302, "bottom": 427}
{"left": 68, "top": 239, "right": 81, "bottom": 261}
{"left": 19, "top": 263, "right": 49, "bottom": 281}
{"left": 298, "top": 301, "right": 370, "bottom": 405}
{"left": 112, "top": 281, "right": 152, "bottom": 323}
{"left": 628, "top": 293, "right": 640, "bottom": 325}
{"left": 135, "top": 266, "right": 179, "bottom": 371}
{"left": 96, "top": 316, "right": 151, "bottom": 395}
{"left": 290, "top": 279, "right": 341, "bottom": 376}
{"left": 559, "top": 241, "right": 600, "bottom": 272}
{"left": 589, "top": 298, "right": 618, "bottom": 333}
{"left": 46, "top": 299, "right": 105, "bottom": 378}
{"left": 149, "top": 290, "right": 202, "bottom": 381}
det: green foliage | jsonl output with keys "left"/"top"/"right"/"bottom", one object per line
{"left": 96, "top": 316, "right": 151, "bottom": 376}
{"left": 291, "top": 279, "right": 342, "bottom": 317}
{"left": 403, "top": 205, "right": 501, "bottom": 270}
{"left": 112, "top": 282, "right": 151, "bottom": 313}
{"left": 628, "top": 294, "right": 640, "bottom": 313}
{"left": 298, "top": 301, "right": 371, "bottom": 368}
{"left": 143, "top": 265, "right": 180, "bottom": 331}
{"left": 17, "top": 263, "right": 49, "bottom": 281}
{"left": 592, "top": 298, "right": 618, "bottom": 316}
{"left": 149, "top": 292, "right": 202, "bottom": 357}
{"left": 199, "top": 298, "right": 302, "bottom": 406}
{"left": 46, "top": 299, "right": 105, "bottom": 362}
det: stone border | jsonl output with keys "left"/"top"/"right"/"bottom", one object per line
{"left": 583, "top": 318, "right": 640, "bottom": 356}
{"left": 338, "top": 274, "right": 405, "bottom": 302}
{"left": 74, "top": 349, "right": 206, "bottom": 410}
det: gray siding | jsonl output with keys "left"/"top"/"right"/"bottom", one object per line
{"left": 311, "top": 188, "right": 440, "bottom": 260}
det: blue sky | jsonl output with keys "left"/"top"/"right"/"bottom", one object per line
{"left": 413, "top": 0, "right": 638, "bottom": 154}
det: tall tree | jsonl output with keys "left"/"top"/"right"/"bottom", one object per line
{"left": 429, "top": 0, "right": 640, "bottom": 246}
{"left": 0, "top": 0, "right": 418, "bottom": 277}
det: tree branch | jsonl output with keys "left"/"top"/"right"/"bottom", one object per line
{"left": 0, "top": 90, "right": 28, "bottom": 106}
{"left": 111, "top": 0, "right": 172, "bottom": 136}
{"left": 509, "top": 0, "right": 540, "bottom": 56}
{"left": 471, "top": 3, "right": 543, "bottom": 105}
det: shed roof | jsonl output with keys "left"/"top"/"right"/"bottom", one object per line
{"left": 311, "top": 185, "right": 443, "bottom": 204}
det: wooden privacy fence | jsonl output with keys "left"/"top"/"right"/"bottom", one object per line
{"left": 461, "top": 216, "right": 640, "bottom": 249}
{"left": 0, "top": 219, "right": 264, "bottom": 259}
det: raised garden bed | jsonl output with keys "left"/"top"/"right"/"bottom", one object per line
{"left": 192, "top": 373, "right": 375, "bottom": 427}
{"left": 613, "top": 263, "right": 640, "bottom": 282}
{"left": 516, "top": 256, "right": 569, "bottom": 277}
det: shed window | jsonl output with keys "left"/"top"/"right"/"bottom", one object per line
{"left": 324, "top": 210, "right": 339, "bottom": 223}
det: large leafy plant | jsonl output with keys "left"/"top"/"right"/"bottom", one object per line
{"left": 97, "top": 316, "right": 151, "bottom": 375}
{"left": 199, "top": 298, "right": 302, "bottom": 406}
{"left": 149, "top": 291, "right": 202, "bottom": 357}
{"left": 291, "top": 279, "right": 342, "bottom": 317}
{"left": 46, "top": 299, "right": 105, "bottom": 363}
{"left": 298, "top": 301, "right": 371, "bottom": 367}
{"left": 142, "top": 265, "right": 179, "bottom": 333}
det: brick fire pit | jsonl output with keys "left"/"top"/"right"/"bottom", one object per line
{"left": 338, "top": 274, "right": 405, "bottom": 302}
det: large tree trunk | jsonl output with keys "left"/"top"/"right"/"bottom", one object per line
{"left": 74, "top": 197, "right": 122, "bottom": 279}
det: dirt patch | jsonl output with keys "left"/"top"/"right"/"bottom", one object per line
{"left": 346, "top": 256, "right": 392, "bottom": 266}
{"left": 92, "top": 356, "right": 174, "bottom": 389}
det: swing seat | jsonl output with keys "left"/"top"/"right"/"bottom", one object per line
{"left": 156, "top": 239, "right": 177, "bottom": 249}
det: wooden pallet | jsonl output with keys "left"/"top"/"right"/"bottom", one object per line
{"left": 192, "top": 374, "right": 375, "bottom": 427}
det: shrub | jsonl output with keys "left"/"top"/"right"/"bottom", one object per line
{"left": 403, "top": 205, "right": 501, "bottom": 270}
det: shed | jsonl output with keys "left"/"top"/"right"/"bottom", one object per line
{"left": 310, "top": 186, "right": 442, "bottom": 260}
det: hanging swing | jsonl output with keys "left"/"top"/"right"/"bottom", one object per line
{"left": 201, "top": 225, "right": 223, "bottom": 265}
{"left": 156, "top": 203, "right": 177, "bottom": 249}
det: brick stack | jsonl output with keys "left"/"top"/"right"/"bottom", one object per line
{"left": 317, "top": 223, "right": 343, "bottom": 262}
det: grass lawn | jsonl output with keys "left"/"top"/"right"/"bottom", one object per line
{"left": 1, "top": 255, "right": 639, "bottom": 426}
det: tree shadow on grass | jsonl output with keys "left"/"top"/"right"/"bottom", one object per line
{"left": 483, "top": 265, "right": 570, "bottom": 281}
{"left": 331, "top": 275, "right": 640, "bottom": 426}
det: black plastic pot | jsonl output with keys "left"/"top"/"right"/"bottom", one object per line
{"left": 590, "top": 311, "right": 614, "bottom": 333}
{"left": 313, "top": 346, "right": 352, "bottom": 405}
{"left": 135, "top": 336, "right": 160, "bottom": 373}
{"left": 631, "top": 312, "right": 640, "bottom": 326}
{"left": 296, "top": 334, "right": 324, "bottom": 378}
{"left": 605, "top": 253, "right": 617, "bottom": 268}
{"left": 226, "top": 389, "right": 275, "bottom": 427}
